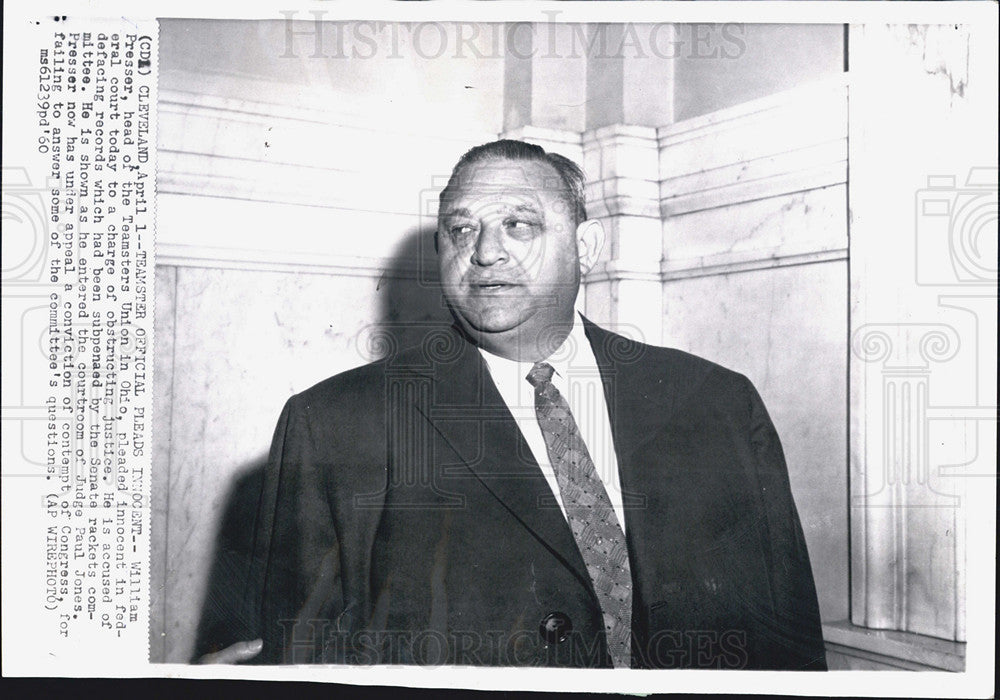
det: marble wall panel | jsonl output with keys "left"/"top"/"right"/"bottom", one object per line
{"left": 155, "top": 194, "right": 433, "bottom": 263}
{"left": 663, "top": 185, "right": 848, "bottom": 268}
{"left": 159, "top": 262, "right": 450, "bottom": 662}
{"left": 661, "top": 260, "right": 849, "bottom": 622}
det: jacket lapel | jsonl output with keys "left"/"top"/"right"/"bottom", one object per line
{"left": 409, "top": 326, "right": 594, "bottom": 591}
{"left": 583, "top": 318, "right": 673, "bottom": 470}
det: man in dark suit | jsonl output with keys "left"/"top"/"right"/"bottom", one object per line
{"left": 200, "top": 140, "right": 826, "bottom": 669}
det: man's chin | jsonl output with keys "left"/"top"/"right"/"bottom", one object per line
{"left": 453, "top": 306, "right": 532, "bottom": 336}
{"left": 463, "top": 316, "right": 524, "bottom": 336}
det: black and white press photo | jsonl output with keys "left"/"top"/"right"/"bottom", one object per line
{"left": 1, "top": 1, "right": 996, "bottom": 695}
{"left": 149, "top": 11, "right": 994, "bottom": 678}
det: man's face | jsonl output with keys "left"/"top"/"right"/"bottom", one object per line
{"left": 437, "top": 158, "right": 583, "bottom": 355}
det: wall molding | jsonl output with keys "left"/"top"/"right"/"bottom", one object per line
{"left": 583, "top": 124, "right": 660, "bottom": 220}
{"left": 658, "top": 77, "right": 848, "bottom": 216}
{"left": 156, "top": 243, "right": 425, "bottom": 280}
{"left": 822, "top": 621, "right": 965, "bottom": 671}
{"left": 660, "top": 246, "right": 847, "bottom": 281}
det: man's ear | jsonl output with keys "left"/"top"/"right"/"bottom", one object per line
{"left": 575, "top": 218, "right": 605, "bottom": 274}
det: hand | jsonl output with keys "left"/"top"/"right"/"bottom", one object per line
{"left": 198, "top": 638, "right": 263, "bottom": 664}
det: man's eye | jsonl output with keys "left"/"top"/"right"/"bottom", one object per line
{"left": 450, "top": 225, "right": 475, "bottom": 237}
{"left": 505, "top": 219, "right": 535, "bottom": 231}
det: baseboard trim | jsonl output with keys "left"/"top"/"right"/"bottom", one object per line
{"left": 822, "top": 620, "right": 965, "bottom": 672}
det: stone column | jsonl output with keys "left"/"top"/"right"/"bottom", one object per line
{"left": 582, "top": 24, "right": 672, "bottom": 345}
{"left": 848, "top": 22, "right": 997, "bottom": 643}
{"left": 501, "top": 22, "right": 673, "bottom": 346}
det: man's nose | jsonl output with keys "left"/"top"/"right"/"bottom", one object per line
{"left": 471, "top": 225, "right": 509, "bottom": 266}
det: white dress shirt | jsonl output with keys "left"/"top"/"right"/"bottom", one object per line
{"left": 478, "top": 312, "right": 627, "bottom": 532}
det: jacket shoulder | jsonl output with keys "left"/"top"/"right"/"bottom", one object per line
{"left": 643, "top": 342, "right": 753, "bottom": 407}
{"left": 588, "top": 320, "right": 750, "bottom": 391}
{"left": 287, "top": 341, "right": 434, "bottom": 422}
{"left": 585, "top": 321, "right": 758, "bottom": 429}
{"left": 637, "top": 341, "right": 740, "bottom": 381}
{"left": 294, "top": 358, "right": 390, "bottom": 409}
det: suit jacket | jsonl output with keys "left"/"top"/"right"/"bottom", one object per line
{"left": 236, "top": 319, "right": 826, "bottom": 669}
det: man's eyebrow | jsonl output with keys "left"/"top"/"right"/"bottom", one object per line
{"left": 507, "top": 203, "right": 542, "bottom": 215}
{"left": 442, "top": 207, "right": 474, "bottom": 219}
{"left": 441, "top": 203, "right": 543, "bottom": 220}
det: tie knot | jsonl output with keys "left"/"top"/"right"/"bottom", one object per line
{"left": 526, "top": 361, "right": 556, "bottom": 388}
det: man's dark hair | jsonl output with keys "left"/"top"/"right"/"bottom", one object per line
{"left": 439, "top": 139, "right": 588, "bottom": 225}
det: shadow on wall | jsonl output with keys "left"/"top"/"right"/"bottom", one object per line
{"left": 369, "top": 224, "right": 455, "bottom": 357}
{"left": 190, "top": 225, "right": 452, "bottom": 661}
{"left": 191, "top": 453, "right": 267, "bottom": 660}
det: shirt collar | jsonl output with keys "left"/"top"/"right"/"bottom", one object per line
{"left": 478, "top": 311, "right": 594, "bottom": 388}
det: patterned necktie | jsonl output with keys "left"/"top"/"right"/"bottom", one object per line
{"left": 526, "top": 361, "right": 633, "bottom": 668}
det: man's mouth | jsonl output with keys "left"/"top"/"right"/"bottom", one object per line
{"left": 473, "top": 281, "right": 517, "bottom": 291}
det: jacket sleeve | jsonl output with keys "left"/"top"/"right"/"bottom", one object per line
{"left": 743, "top": 377, "right": 828, "bottom": 671}
{"left": 248, "top": 394, "right": 343, "bottom": 664}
